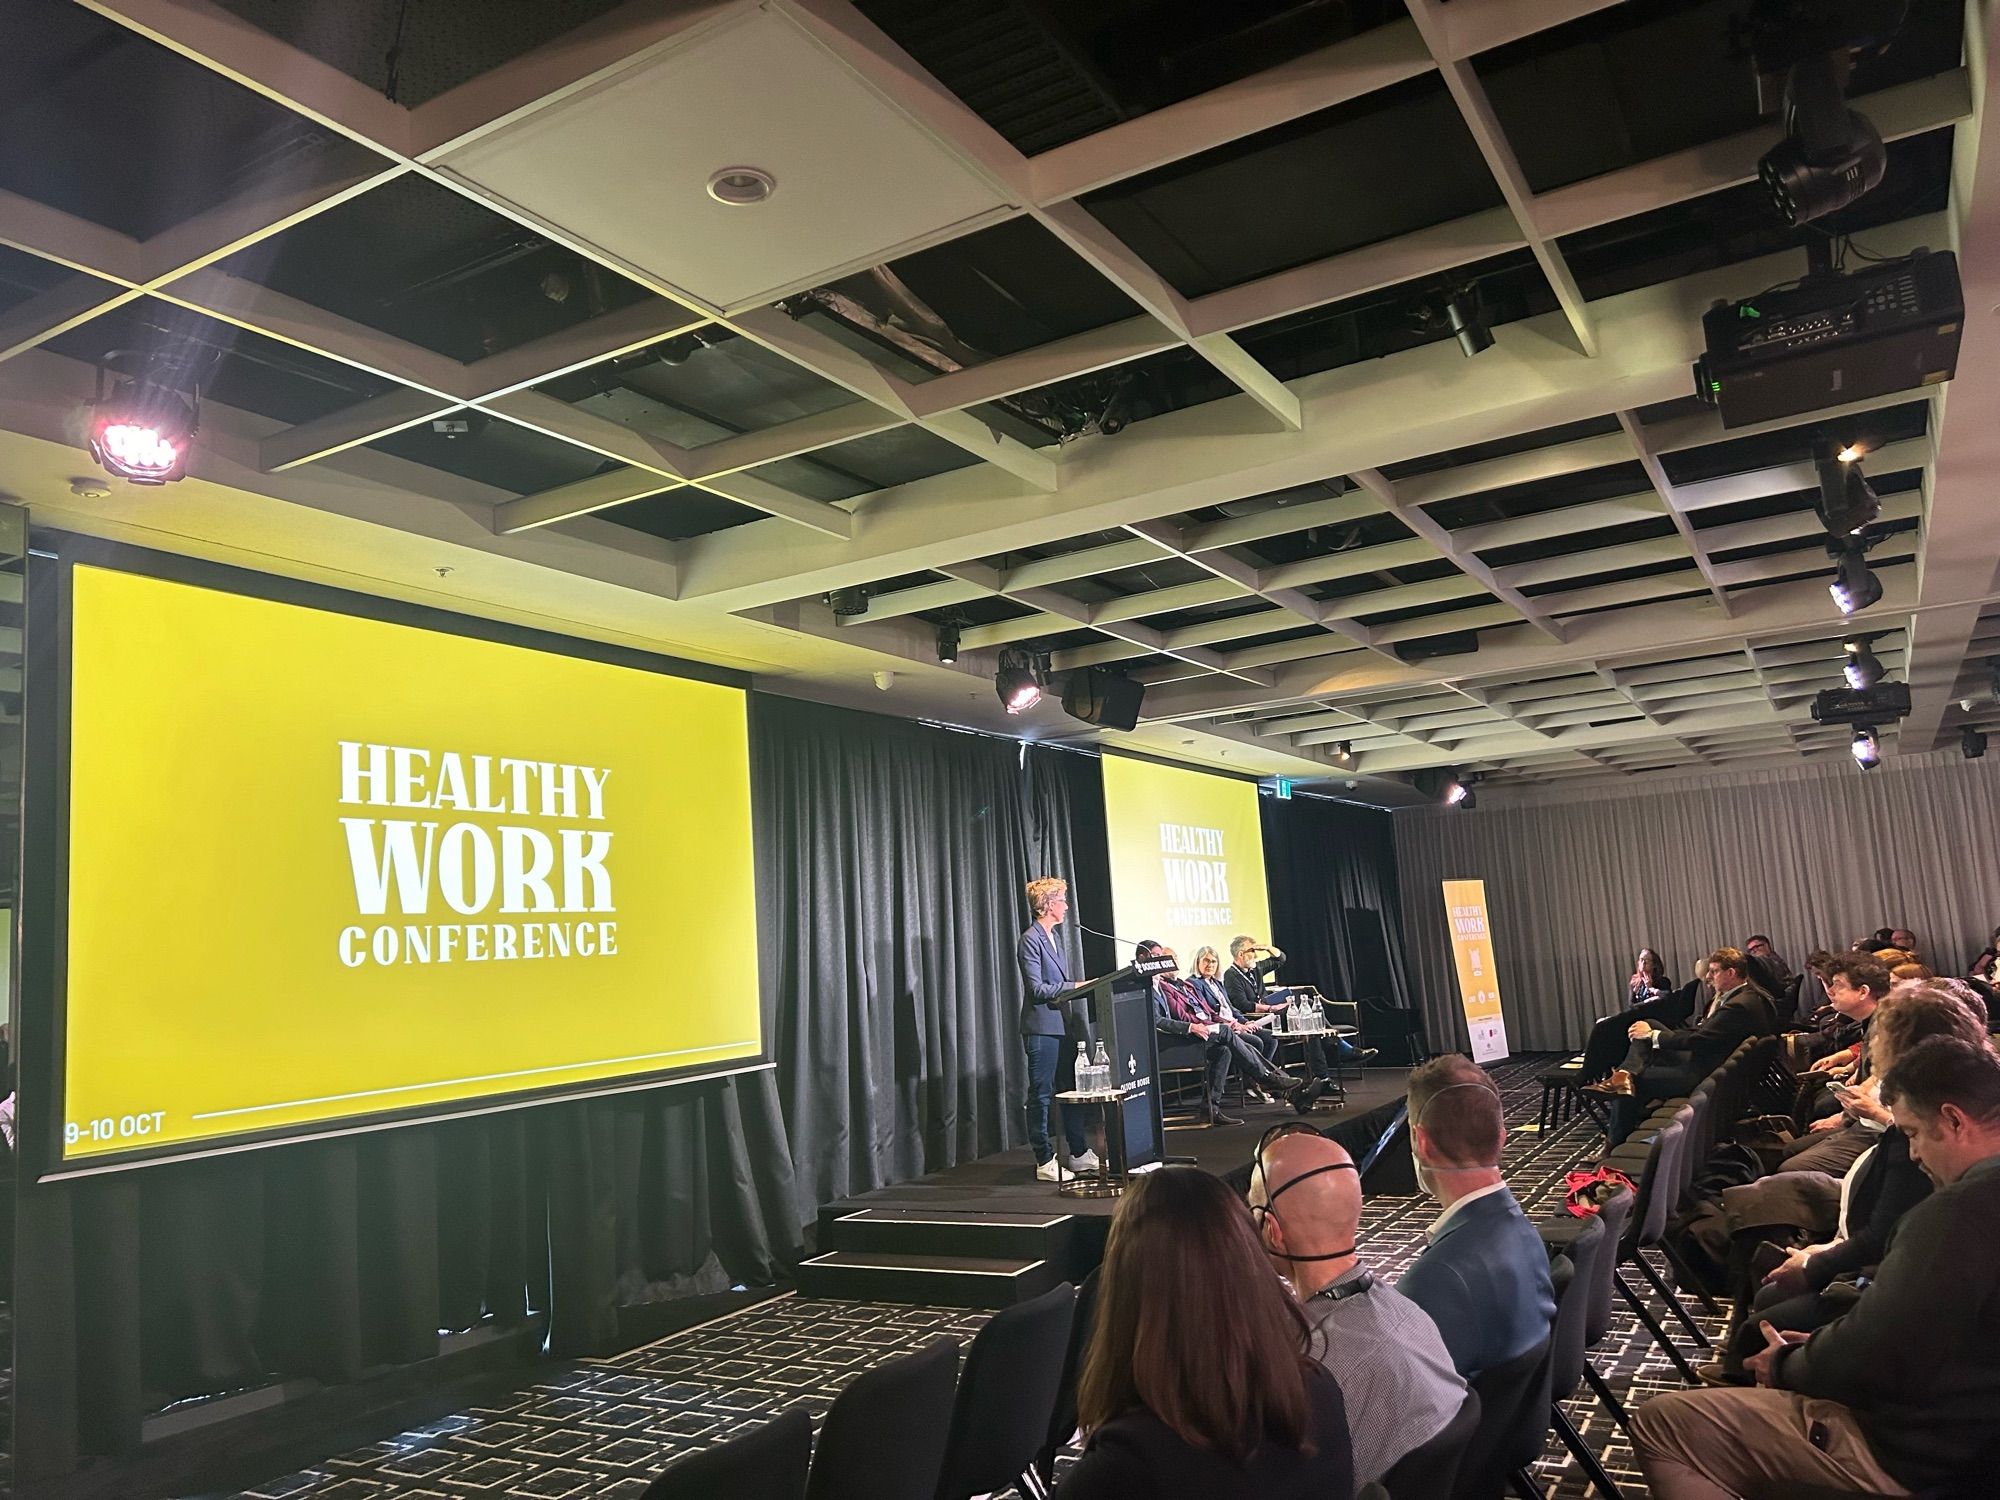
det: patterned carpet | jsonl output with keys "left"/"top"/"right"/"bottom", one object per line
{"left": 208, "top": 1055, "right": 1719, "bottom": 1499}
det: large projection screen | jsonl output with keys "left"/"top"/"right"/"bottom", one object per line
{"left": 1101, "top": 754, "right": 1274, "bottom": 970}
{"left": 53, "top": 559, "right": 762, "bottom": 1173}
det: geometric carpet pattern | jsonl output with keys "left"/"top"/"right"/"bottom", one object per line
{"left": 210, "top": 1055, "right": 1722, "bottom": 1499}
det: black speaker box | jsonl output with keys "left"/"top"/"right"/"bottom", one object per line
{"left": 1062, "top": 668, "right": 1144, "bottom": 731}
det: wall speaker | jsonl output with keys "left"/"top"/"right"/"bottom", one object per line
{"left": 1062, "top": 668, "right": 1144, "bottom": 731}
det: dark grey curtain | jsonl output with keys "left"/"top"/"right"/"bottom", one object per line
{"left": 15, "top": 693, "right": 1085, "bottom": 1491}
{"left": 1261, "top": 793, "right": 1413, "bottom": 1011}
{"left": 754, "top": 697, "right": 1085, "bottom": 1221}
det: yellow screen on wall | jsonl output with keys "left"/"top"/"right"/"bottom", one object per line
{"left": 1101, "top": 754, "right": 1273, "bottom": 972}
{"left": 60, "top": 564, "right": 762, "bottom": 1166}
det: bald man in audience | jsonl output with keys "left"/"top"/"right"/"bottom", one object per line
{"left": 1250, "top": 1128, "right": 1467, "bottom": 1491}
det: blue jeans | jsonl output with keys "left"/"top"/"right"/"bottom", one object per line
{"left": 1023, "top": 1034, "right": 1087, "bottom": 1164}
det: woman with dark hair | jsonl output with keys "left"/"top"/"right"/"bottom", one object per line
{"left": 1630, "top": 947, "right": 1670, "bottom": 1005}
{"left": 1060, "top": 1168, "right": 1353, "bottom": 1499}
{"left": 1579, "top": 946, "right": 1693, "bottom": 1082}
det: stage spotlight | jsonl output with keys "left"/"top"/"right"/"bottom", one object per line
{"left": 88, "top": 364, "right": 196, "bottom": 485}
{"left": 1850, "top": 725, "right": 1881, "bottom": 770}
{"left": 825, "top": 584, "right": 870, "bottom": 617}
{"left": 936, "top": 616, "right": 961, "bottom": 665}
{"left": 1758, "top": 51, "right": 1887, "bottom": 226}
{"left": 1962, "top": 725, "right": 1987, "bottom": 760}
{"left": 1842, "top": 636, "right": 1883, "bottom": 689}
{"left": 995, "top": 647, "right": 1043, "bottom": 714}
{"left": 1442, "top": 770, "right": 1478, "bottom": 808}
{"left": 1332, "top": 740, "right": 1353, "bottom": 762}
{"left": 1814, "top": 440, "right": 1880, "bottom": 535}
{"left": 1828, "top": 541, "right": 1881, "bottom": 616}
{"left": 1444, "top": 287, "right": 1493, "bottom": 357}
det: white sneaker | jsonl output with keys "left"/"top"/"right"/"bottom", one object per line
{"left": 1035, "top": 1157, "right": 1063, "bottom": 1182}
{"left": 1069, "top": 1149, "right": 1101, "bottom": 1172}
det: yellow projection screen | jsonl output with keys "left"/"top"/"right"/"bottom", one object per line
{"left": 1101, "top": 754, "right": 1274, "bottom": 969}
{"left": 52, "top": 559, "right": 763, "bottom": 1172}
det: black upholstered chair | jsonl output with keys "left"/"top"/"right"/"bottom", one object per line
{"left": 644, "top": 1404, "right": 812, "bottom": 1500}
{"left": 934, "top": 1281, "right": 1076, "bottom": 1500}
{"left": 1540, "top": 1215, "right": 1623, "bottom": 1499}
{"left": 806, "top": 1338, "right": 961, "bottom": 1500}
{"left": 1035, "top": 1267, "right": 1100, "bottom": 1484}
{"left": 1452, "top": 1300, "right": 1558, "bottom": 1500}
{"left": 1380, "top": 1387, "right": 1480, "bottom": 1500}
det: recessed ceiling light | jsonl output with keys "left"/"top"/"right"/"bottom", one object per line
{"left": 707, "top": 166, "right": 776, "bottom": 205}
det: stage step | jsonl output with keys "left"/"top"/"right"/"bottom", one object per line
{"left": 794, "top": 1250, "right": 1062, "bottom": 1308}
{"left": 821, "top": 1207, "right": 1077, "bottom": 1264}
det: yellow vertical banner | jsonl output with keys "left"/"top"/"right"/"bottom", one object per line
{"left": 1442, "top": 879, "right": 1510, "bottom": 1063}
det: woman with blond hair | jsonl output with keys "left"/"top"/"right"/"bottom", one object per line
{"left": 1019, "top": 876, "right": 1094, "bottom": 1183}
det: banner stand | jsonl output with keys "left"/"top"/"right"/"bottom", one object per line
{"left": 1442, "top": 879, "right": 1510, "bottom": 1064}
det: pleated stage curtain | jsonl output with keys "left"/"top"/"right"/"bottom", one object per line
{"left": 1392, "top": 748, "right": 2000, "bottom": 1052}
{"left": 1261, "top": 793, "right": 1414, "bottom": 1014}
{"left": 13, "top": 694, "right": 1079, "bottom": 1487}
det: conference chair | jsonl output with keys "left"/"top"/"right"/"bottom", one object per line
{"left": 1380, "top": 1387, "right": 1480, "bottom": 1500}
{"left": 1579, "top": 1186, "right": 1637, "bottom": 1432}
{"left": 1603, "top": 1116, "right": 1702, "bottom": 1382}
{"left": 933, "top": 1281, "right": 1076, "bottom": 1500}
{"left": 1538, "top": 1215, "right": 1623, "bottom": 1500}
{"left": 805, "top": 1338, "right": 961, "bottom": 1500}
{"left": 1034, "top": 1267, "right": 1100, "bottom": 1485}
{"left": 643, "top": 1404, "right": 811, "bottom": 1500}
{"left": 1452, "top": 1283, "right": 1559, "bottom": 1500}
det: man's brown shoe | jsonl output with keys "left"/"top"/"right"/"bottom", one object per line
{"left": 1582, "top": 1069, "right": 1634, "bottom": 1096}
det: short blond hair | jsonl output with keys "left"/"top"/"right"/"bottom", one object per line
{"left": 1026, "top": 877, "right": 1068, "bottom": 918}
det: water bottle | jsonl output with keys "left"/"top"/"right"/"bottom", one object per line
{"left": 1092, "top": 1040, "right": 1111, "bottom": 1093}
{"left": 1075, "top": 1041, "right": 1091, "bottom": 1094}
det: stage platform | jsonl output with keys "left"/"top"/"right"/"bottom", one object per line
{"left": 799, "top": 1070, "right": 1411, "bottom": 1306}
{"left": 823, "top": 1067, "right": 1409, "bottom": 1220}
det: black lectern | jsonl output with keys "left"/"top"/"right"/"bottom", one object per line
{"left": 1056, "top": 952, "right": 1176, "bottom": 1173}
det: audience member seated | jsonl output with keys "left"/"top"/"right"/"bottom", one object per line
{"left": 1590, "top": 947, "right": 1779, "bottom": 1145}
{"left": 1396, "top": 1056, "right": 1556, "bottom": 1379}
{"left": 1744, "top": 934, "right": 1792, "bottom": 987}
{"left": 1061, "top": 1167, "right": 1354, "bottom": 1500}
{"left": 1704, "top": 980, "right": 1986, "bottom": 1382}
{"left": 1890, "top": 926, "right": 1920, "bottom": 958}
{"left": 1775, "top": 954, "right": 1893, "bottom": 1176}
{"left": 1580, "top": 946, "right": 1694, "bottom": 1082}
{"left": 1632, "top": 1035, "right": 2000, "bottom": 1500}
{"left": 1248, "top": 1124, "right": 1468, "bottom": 1490}
{"left": 1224, "top": 935, "right": 1375, "bottom": 1077}
{"left": 1144, "top": 941, "right": 1323, "bottom": 1124}
{"left": 1631, "top": 946, "right": 1673, "bottom": 1006}
{"left": 1967, "top": 924, "right": 2000, "bottom": 983}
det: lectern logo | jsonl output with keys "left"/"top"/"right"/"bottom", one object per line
{"left": 334, "top": 740, "right": 620, "bottom": 968}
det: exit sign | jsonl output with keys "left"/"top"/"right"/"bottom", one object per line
{"left": 1273, "top": 778, "right": 1293, "bottom": 800}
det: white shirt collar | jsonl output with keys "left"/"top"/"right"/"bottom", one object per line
{"left": 1429, "top": 1180, "right": 1510, "bottom": 1237}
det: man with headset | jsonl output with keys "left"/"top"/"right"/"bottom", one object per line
{"left": 1396, "top": 1055, "right": 1555, "bottom": 1378}
{"left": 1250, "top": 1123, "right": 1467, "bottom": 1489}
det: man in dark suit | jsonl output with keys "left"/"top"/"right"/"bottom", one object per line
{"left": 1223, "top": 935, "right": 1376, "bottom": 1076}
{"left": 1593, "top": 946, "right": 1778, "bottom": 1145}
{"left": 1395, "top": 1055, "right": 1556, "bottom": 1378}
{"left": 1632, "top": 1036, "right": 2000, "bottom": 1499}
{"left": 1018, "top": 877, "right": 1094, "bottom": 1182}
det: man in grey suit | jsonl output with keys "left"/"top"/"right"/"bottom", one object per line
{"left": 1018, "top": 877, "right": 1096, "bottom": 1182}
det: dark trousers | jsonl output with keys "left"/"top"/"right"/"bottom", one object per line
{"left": 1725, "top": 1282, "right": 1855, "bottom": 1367}
{"left": 1608, "top": 1041, "right": 1702, "bottom": 1146}
{"left": 1583, "top": 997, "right": 1684, "bottom": 1080}
{"left": 1023, "top": 1033, "right": 1087, "bottom": 1164}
